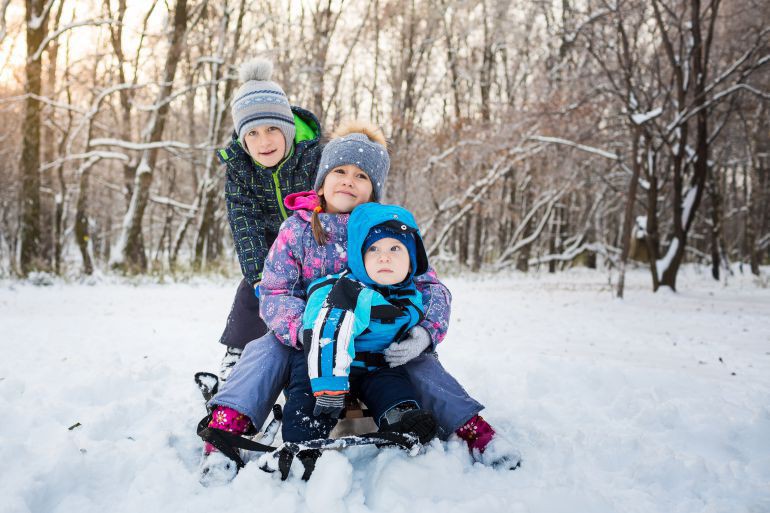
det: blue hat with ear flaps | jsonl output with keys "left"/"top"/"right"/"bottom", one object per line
{"left": 347, "top": 203, "right": 429, "bottom": 287}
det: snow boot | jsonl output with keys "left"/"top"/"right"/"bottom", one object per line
{"left": 219, "top": 346, "right": 243, "bottom": 383}
{"left": 379, "top": 404, "right": 437, "bottom": 445}
{"left": 199, "top": 451, "right": 239, "bottom": 487}
{"left": 198, "top": 405, "right": 252, "bottom": 486}
{"left": 456, "top": 415, "right": 521, "bottom": 470}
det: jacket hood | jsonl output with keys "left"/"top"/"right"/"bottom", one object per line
{"left": 291, "top": 106, "right": 321, "bottom": 145}
{"left": 284, "top": 190, "right": 320, "bottom": 212}
{"left": 347, "top": 203, "right": 429, "bottom": 287}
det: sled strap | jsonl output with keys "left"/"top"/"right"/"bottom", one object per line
{"left": 197, "top": 414, "right": 278, "bottom": 469}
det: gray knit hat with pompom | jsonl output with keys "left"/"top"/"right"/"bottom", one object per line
{"left": 316, "top": 133, "right": 390, "bottom": 201}
{"left": 231, "top": 58, "right": 295, "bottom": 159}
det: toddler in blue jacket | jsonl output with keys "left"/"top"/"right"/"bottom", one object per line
{"left": 279, "top": 202, "right": 438, "bottom": 444}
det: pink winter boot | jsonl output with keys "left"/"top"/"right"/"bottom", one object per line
{"left": 204, "top": 405, "right": 252, "bottom": 454}
{"left": 456, "top": 415, "right": 521, "bottom": 470}
{"left": 199, "top": 406, "right": 252, "bottom": 486}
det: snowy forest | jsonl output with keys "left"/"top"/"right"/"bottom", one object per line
{"left": 2, "top": 0, "right": 768, "bottom": 293}
{"left": 2, "top": 2, "right": 770, "bottom": 512}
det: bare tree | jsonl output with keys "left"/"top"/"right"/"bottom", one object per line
{"left": 110, "top": 0, "right": 189, "bottom": 273}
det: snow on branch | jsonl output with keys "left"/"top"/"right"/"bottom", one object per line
{"left": 93, "top": 177, "right": 197, "bottom": 213}
{"left": 680, "top": 185, "right": 699, "bottom": 230}
{"left": 73, "top": 155, "right": 101, "bottom": 176}
{"left": 758, "top": 233, "right": 770, "bottom": 250}
{"left": 423, "top": 140, "right": 485, "bottom": 171}
{"left": 0, "top": 93, "right": 87, "bottom": 114}
{"left": 528, "top": 134, "right": 649, "bottom": 189}
{"left": 631, "top": 107, "right": 663, "bottom": 125}
{"left": 149, "top": 195, "right": 197, "bottom": 212}
{"left": 40, "top": 151, "right": 129, "bottom": 171}
{"left": 66, "top": 83, "right": 150, "bottom": 155}
{"left": 28, "top": 0, "right": 55, "bottom": 30}
{"left": 89, "top": 138, "right": 210, "bottom": 151}
{"left": 132, "top": 80, "right": 221, "bottom": 112}
{"left": 29, "top": 18, "right": 118, "bottom": 62}
{"left": 193, "top": 56, "right": 225, "bottom": 67}
{"left": 665, "top": 42, "right": 770, "bottom": 135}
{"left": 655, "top": 237, "right": 680, "bottom": 279}
{"left": 529, "top": 135, "right": 622, "bottom": 162}
{"left": 711, "top": 83, "right": 770, "bottom": 102}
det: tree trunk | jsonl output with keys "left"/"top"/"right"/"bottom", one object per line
{"left": 617, "top": 126, "right": 642, "bottom": 298}
{"left": 658, "top": 0, "right": 714, "bottom": 291}
{"left": 18, "top": 0, "right": 50, "bottom": 275}
{"left": 707, "top": 166, "right": 725, "bottom": 280}
{"left": 193, "top": 180, "right": 219, "bottom": 271}
{"left": 74, "top": 164, "right": 95, "bottom": 275}
{"left": 644, "top": 157, "right": 661, "bottom": 291}
{"left": 471, "top": 204, "right": 483, "bottom": 272}
{"left": 479, "top": 1, "right": 493, "bottom": 122}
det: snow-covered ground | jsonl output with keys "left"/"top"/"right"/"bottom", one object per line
{"left": 1, "top": 267, "right": 768, "bottom": 513}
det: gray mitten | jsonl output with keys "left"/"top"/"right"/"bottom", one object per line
{"left": 383, "top": 326, "right": 431, "bottom": 367}
{"left": 313, "top": 394, "right": 345, "bottom": 418}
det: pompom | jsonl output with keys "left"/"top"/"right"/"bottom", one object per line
{"left": 331, "top": 120, "right": 387, "bottom": 149}
{"left": 239, "top": 58, "right": 273, "bottom": 82}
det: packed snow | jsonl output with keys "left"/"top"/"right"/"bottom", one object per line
{"left": 1, "top": 266, "right": 769, "bottom": 513}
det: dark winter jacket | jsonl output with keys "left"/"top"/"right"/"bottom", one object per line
{"left": 303, "top": 203, "right": 429, "bottom": 396}
{"left": 220, "top": 106, "right": 322, "bottom": 285}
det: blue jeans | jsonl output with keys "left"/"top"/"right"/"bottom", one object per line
{"left": 211, "top": 333, "right": 483, "bottom": 438}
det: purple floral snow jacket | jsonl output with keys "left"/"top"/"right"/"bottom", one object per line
{"left": 259, "top": 191, "right": 452, "bottom": 349}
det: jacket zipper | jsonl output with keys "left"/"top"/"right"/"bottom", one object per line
{"left": 271, "top": 147, "right": 295, "bottom": 220}
{"left": 272, "top": 167, "right": 288, "bottom": 220}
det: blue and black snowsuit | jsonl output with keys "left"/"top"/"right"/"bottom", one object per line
{"left": 281, "top": 204, "right": 431, "bottom": 443}
{"left": 218, "top": 107, "right": 322, "bottom": 350}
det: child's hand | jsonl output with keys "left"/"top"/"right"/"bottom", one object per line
{"left": 384, "top": 326, "right": 431, "bottom": 367}
{"left": 313, "top": 394, "right": 345, "bottom": 418}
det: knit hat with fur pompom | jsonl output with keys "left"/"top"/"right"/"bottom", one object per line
{"left": 231, "top": 58, "right": 295, "bottom": 159}
{"left": 315, "top": 121, "right": 390, "bottom": 200}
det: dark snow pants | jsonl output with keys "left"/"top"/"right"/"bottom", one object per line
{"left": 280, "top": 351, "right": 419, "bottom": 443}
{"left": 218, "top": 278, "right": 269, "bottom": 350}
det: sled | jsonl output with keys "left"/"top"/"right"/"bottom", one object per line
{"left": 195, "top": 371, "right": 423, "bottom": 481}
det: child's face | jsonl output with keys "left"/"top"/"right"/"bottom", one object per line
{"left": 364, "top": 237, "right": 410, "bottom": 286}
{"left": 243, "top": 126, "right": 286, "bottom": 167}
{"left": 318, "top": 164, "right": 373, "bottom": 214}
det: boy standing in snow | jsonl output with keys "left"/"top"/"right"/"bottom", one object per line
{"left": 279, "top": 202, "right": 439, "bottom": 444}
{"left": 216, "top": 58, "right": 322, "bottom": 382}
